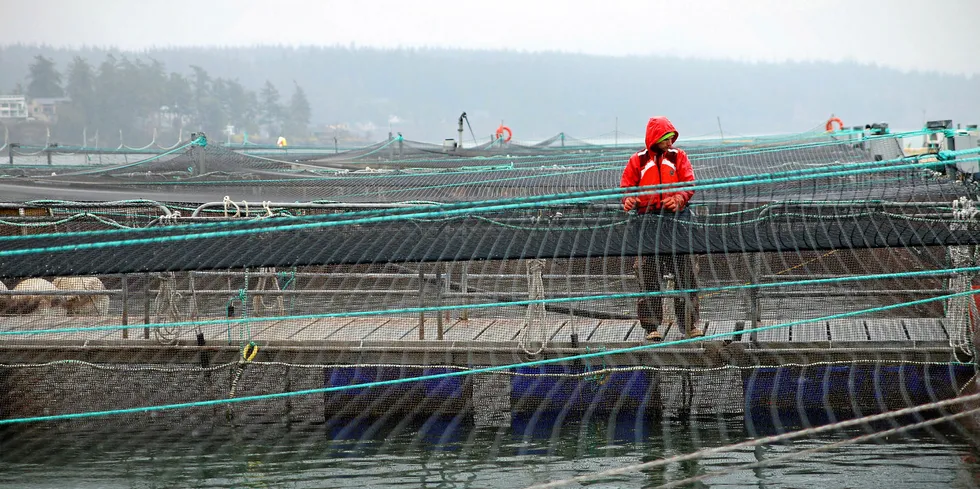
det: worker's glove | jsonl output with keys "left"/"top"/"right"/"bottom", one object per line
{"left": 623, "top": 196, "right": 640, "bottom": 212}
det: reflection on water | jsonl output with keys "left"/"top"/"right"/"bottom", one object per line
{"left": 0, "top": 412, "right": 977, "bottom": 489}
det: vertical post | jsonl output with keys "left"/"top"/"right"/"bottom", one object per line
{"left": 121, "top": 274, "right": 129, "bottom": 339}
{"left": 143, "top": 272, "right": 152, "bottom": 339}
{"left": 189, "top": 272, "right": 198, "bottom": 321}
{"left": 334, "top": 136, "right": 338, "bottom": 153}
{"left": 195, "top": 140, "right": 206, "bottom": 175}
{"left": 8, "top": 143, "right": 15, "bottom": 165}
{"left": 436, "top": 262, "right": 444, "bottom": 340}
{"left": 418, "top": 265, "right": 425, "bottom": 340}
{"left": 460, "top": 262, "right": 470, "bottom": 321}
{"left": 46, "top": 144, "right": 53, "bottom": 165}
{"left": 443, "top": 263, "right": 451, "bottom": 324}
{"left": 458, "top": 113, "right": 464, "bottom": 149}
{"left": 748, "top": 253, "right": 762, "bottom": 343}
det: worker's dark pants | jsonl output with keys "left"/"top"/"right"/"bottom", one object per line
{"left": 632, "top": 208, "right": 700, "bottom": 333}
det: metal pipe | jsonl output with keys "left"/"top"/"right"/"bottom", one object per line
{"left": 760, "top": 289, "right": 946, "bottom": 297}
{"left": 190, "top": 201, "right": 435, "bottom": 217}
{"left": 187, "top": 270, "right": 636, "bottom": 280}
{"left": 142, "top": 273, "right": 151, "bottom": 339}
{"left": 418, "top": 266, "right": 425, "bottom": 340}
{"left": 0, "top": 200, "right": 173, "bottom": 217}
{"left": 120, "top": 274, "right": 129, "bottom": 339}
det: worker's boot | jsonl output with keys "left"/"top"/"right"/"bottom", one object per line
{"left": 638, "top": 298, "right": 663, "bottom": 342}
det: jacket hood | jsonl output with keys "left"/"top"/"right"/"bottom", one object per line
{"left": 644, "top": 116, "right": 678, "bottom": 150}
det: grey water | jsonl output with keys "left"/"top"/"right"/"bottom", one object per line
{"left": 1, "top": 414, "right": 978, "bottom": 489}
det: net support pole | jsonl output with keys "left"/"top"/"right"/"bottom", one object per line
{"left": 194, "top": 141, "right": 206, "bottom": 175}
{"left": 189, "top": 272, "right": 198, "bottom": 321}
{"left": 458, "top": 114, "right": 464, "bottom": 150}
{"left": 436, "top": 262, "right": 444, "bottom": 340}
{"left": 418, "top": 265, "right": 425, "bottom": 340}
{"left": 748, "top": 253, "right": 762, "bottom": 343}
{"left": 8, "top": 143, "right": 16, "bottom": 165}
{"left": 460, "top": 262, "right": 470, "bottom": 321}
{"left": 143, "top": 273, "right": 151, "bottom": 339}
{"left": 121, "top": 274, "right": 129, "bottom": 339}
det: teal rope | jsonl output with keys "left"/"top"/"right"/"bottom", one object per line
{"left": 5, "top": 264, "right": 980, "bottom": 337}
{"left": 61, "top": 137, "right": 204, "bottom": 176}
{"left": 0, "top": 287, "right": 974, "bottom": 426}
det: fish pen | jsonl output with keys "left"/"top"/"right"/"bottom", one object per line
{"left": 1, "top": 123, "right": 979, "bottom": 476}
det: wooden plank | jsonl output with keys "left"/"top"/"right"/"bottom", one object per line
{"left": 903, "top": 318, "right": 948, "bottom": 342}
{"left": 223, "top": 316, "right": 282, "bottom": 344}
{"left": 827, "top": 319, "right": 867, "bottom": 342}
{"left": 865, "top": 319, "right": 909, "bottom": 341}
{"left": 708, "top": 320, "right": 748, "bottom": 342}
{"left": 663, "top": 321, "right": 685, "bottom": 342}
{"left": 325, "top": 317, "right": 392, "bottom": 341}
{"left": 201, "top": 316, "right": 237, "bottom": 343}
{"left": 364, "top": 317, "right": 424, "bottom": 340}
{"left": 280, "top": 317, "right": 354, "bottom": 341}
{"left": 587, "top": 320, "right": 630, "bottom": 342}
{"left": 288, "top": 317, "right": 353, "bottom": 340}
{"left": 754, "top": 320, "right": 789, "bottom": 342}
{"left": 562, "top": 318, "right": 600, "bottom": 342}
{"left": 545, "top": 321, "right": 570, "bottom": 342}
{"left": 623, "top": 321, "right": 646, "bottom": 341}
{"left": 442, "top": 319, "right": 495, "bottom": 341}
{"left": 394, "top": 318, "right": 466, "bottom": 340}
{"left": 505, "top": 320, "right": 566, "bottom": 343}
{"left": 474, "top": 318, "right": 525, "bottom": 341}
{"left": 5, "top": 316, "right": 120, "bottom": 342}
{"left": 253, "top": 318, "right": 323, "bottom": 342}
{"left": 250, "top": 318, "right": 294, "bottom": 342}
{"left": 789, "top": 321, "right": 824, "bottom": 342}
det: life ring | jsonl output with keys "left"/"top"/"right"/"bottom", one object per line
{"left": 496, "top": 125, "right": 512, "bottom": 142}
{"left": 825, "top": 117, "right": 844, "bottom": 132}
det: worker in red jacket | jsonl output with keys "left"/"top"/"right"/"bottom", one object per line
{"left": 621, "top": 116, "right": 702, "bottom": 342}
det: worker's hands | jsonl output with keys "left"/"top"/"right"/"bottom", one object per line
{"left": 663, "top": 195, "right": 686, "bottom": 212}
{"left": 623, "top": 196, "right": 640, "bottom": 212}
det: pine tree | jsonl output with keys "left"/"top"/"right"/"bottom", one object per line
{"left": 26, "top": 55, "right": 64, "bottom": 98}
{"left": 259, "top": 81, "right": 282, "bottom": 136}
{"left": 285, "top": 81, "right": 312, "bottom": 137}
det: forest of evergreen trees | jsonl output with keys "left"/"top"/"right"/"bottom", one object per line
{"left": 10, "top": 53, "right": 312, "bottom": 145}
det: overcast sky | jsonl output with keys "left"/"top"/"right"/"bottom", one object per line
{"left": 1, "top": 0, "right": 977, "bottom": 76}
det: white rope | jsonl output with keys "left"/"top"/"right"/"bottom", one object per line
{"left": 519, "top": 259, "right": 548, "bottom": 356}
{"left": 152, "top": 272, "right": 183, "bottom": 345}
{"left": 222, "top": 195, "right": 240, "bottom": 217}
{"left": 253, "top": 266, "right": 285, "bottom": 316}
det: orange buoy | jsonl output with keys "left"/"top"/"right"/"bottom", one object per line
{"left": 496, "top": 125, "right": 512, "bottom": 142}
{"left": 825, "top": 117, "right": 844, "bottom": 132}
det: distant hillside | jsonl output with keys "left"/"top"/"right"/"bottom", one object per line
{"left": 1, "top": 44, "right": 977, "bottom": 142}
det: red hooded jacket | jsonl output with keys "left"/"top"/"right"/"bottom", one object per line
{"left": 620, "top": 116, "right": 695, "bottom": 213}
